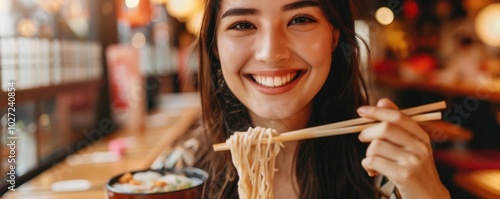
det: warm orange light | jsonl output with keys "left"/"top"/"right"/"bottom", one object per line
{"left": 475, "top": 3, "right": 500, "bottom": 47}
{"left": 150, "top": 0, "right": 167, "bottom": 4}
{"left": 187, "top": 9, "right": 203, "bottom": 36}
{"left": 375, "top": 7, "right": 394, "bottom": 25}
{"left": 125, "top": 0, "right": 140, "bottom": 8}
{"left": 37, "top": 0, "right": 64, "bottom": 13}
{"left": 166, "top": 0, "right": 201, "bottom": 21}
{"left": 116, "top": 0, "right": 152, "bottom": 27}
{"left": 17, "top": 19, "right": 38, "bottom": 37}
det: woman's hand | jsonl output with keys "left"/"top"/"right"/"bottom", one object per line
{"left": 357, "top": 98, "right": 450, "bottom": 199}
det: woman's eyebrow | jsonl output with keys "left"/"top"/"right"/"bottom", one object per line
{"left": 221, "top": 8, "right": 259, "bottom": 19}
{"left": 281, "top": 0, "right": 319, "bottom": 12}
{"left": 221, "top": 0, "right": 318, "bottom": 19}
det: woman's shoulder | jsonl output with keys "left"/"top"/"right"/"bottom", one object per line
{"left": 374, "top": 175, "right": 402, "bottom": 199}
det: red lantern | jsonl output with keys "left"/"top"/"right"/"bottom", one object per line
{"left": 403, "top": 0, "right": 419, "bottom": 20}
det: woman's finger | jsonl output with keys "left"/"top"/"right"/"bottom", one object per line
{"left": 376, "top": 98, "right": 399, "bottom": 110}
{"left": 366, "top": 139, "right": 416, "bottom": 163}
{"left": 357, "top": 106, "right": 430, "bottom": 144}
{"left": 358, "top": 122, "right": 428, "bottom": 154}
{"left": 361, "top": 155, "right": 419, "bottom": 185}
{"left": 359, "top": 122, "right": 429, "bottom": 163}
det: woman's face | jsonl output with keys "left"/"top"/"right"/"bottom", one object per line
{"left": 216, "top": 0, "right": 339, "bottom": 123}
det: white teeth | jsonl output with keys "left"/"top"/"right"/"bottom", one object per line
{"left": 266, "top": 77, "right": 274, "bottom": 87}
{"left": 274, "top": 77, "right": 282, "bottom": 87}
{"left": 252, "top": 72, "right": 298, "bottom": 87}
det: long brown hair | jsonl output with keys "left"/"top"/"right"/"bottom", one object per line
{"left": 195, "top": 0, "right": 376, "bottom": 198}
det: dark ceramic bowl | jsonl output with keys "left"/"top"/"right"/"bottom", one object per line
{"left": 105, "top": 167, "right": 208, "bottom": 199}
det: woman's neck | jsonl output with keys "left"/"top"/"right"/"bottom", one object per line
{"left": 273, "top": 140, "right": 299, "bottom": 199}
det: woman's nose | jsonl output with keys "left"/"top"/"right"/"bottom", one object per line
{"left": 254, "top": 28, "right": 291, "bottom": 64}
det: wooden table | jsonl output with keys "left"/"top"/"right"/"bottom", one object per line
{"left": 455, "top": 170, "right": 500, "bottom": 199}
{"left": 2, "top": 94, "right": 201, "bottom": 199}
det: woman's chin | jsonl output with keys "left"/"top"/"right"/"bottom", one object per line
{"left": 252, "top": 109, "right": 294, "bottom": 121}
{"left": 249, "top": 109, "right": 308, "bottom": 129}
{"left": 244, "top": 100, "right": 312, "bottom": 129}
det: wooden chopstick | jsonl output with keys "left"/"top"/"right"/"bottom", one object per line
{"left": 213, "top": 101, "right": 446, "bottom": 152}
{"left": 278, "top": 101, "right": 446, "bottom": 137}
{"left": 213, "top": 112, "right": 442, "bottom": 151}
{"left": 275, "top": 112, "right": 442, "bottom": 142}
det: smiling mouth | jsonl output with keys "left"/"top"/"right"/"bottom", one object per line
{"left": 247, "top": 71, "right": 304, "bottom": 88}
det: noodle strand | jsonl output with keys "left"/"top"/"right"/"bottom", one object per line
{"left": 227, "top": 127, "right": 282, "bottom": 199}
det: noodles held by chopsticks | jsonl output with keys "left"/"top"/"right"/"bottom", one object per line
{"left": 227, "top": 127, "right": 283, "bottom": 199}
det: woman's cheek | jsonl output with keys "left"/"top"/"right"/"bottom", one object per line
{"left": 218, "top": 37, "right": 252, "bottom": 71}
{"left": 292, "top": 30, "right": 334, "bottom": 67}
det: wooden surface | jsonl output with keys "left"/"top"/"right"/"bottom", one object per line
{"left": 0, "top": 79, "right": 103, "bottom": 106}
{"left": 2, "top": 94, "right": 201, "bottom": 199}
{"left": 375, "top": 75, "right": 500, "bottom": 102}
{"left": 455, "top": 170, "right": 500, "bottom": 199}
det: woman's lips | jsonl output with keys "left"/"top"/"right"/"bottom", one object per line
{"left": 245, "top": 70, "right": 305, "bottom": 95}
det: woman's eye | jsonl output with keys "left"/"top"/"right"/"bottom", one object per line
{"left": 289, "top": 16, "right": 316, "bottom": 25}
{"left": 230, "top": 22, "right": 256, "bottom": 30}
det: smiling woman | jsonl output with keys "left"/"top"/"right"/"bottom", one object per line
{"left": 216, "top": 0, "right": 336, "bottom": 123}
{"left": 192, "top": 0, "right": 451, "bottom": 199}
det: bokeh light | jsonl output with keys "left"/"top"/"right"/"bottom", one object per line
{"left": 125, "top": 0, "right": 140, "bottom": 9}
{"left": 375, "top": 7, "right": 395, "bottom": 26}
{"left": 475, "top": 3, "right": 500, "bottom": 47}
{"left": 166, "top": 0, "right": 201, "bottom": 21}
{"left": 17, "top": 19, "right": 38, "bottom": 37}
{"left": 131, "top": 32, "right": 146, "bottom": 48}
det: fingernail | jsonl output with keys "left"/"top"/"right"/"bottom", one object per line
{"left": 357, "top": 106, "right": 371, "bottom": 116}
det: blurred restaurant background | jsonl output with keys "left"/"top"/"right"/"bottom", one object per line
{"left": 0, "top": 0, "right": 499, "bottom": 198}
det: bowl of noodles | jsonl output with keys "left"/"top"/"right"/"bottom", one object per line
{"left": 105, "top": 167, "right": 208, "bottom": 199}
